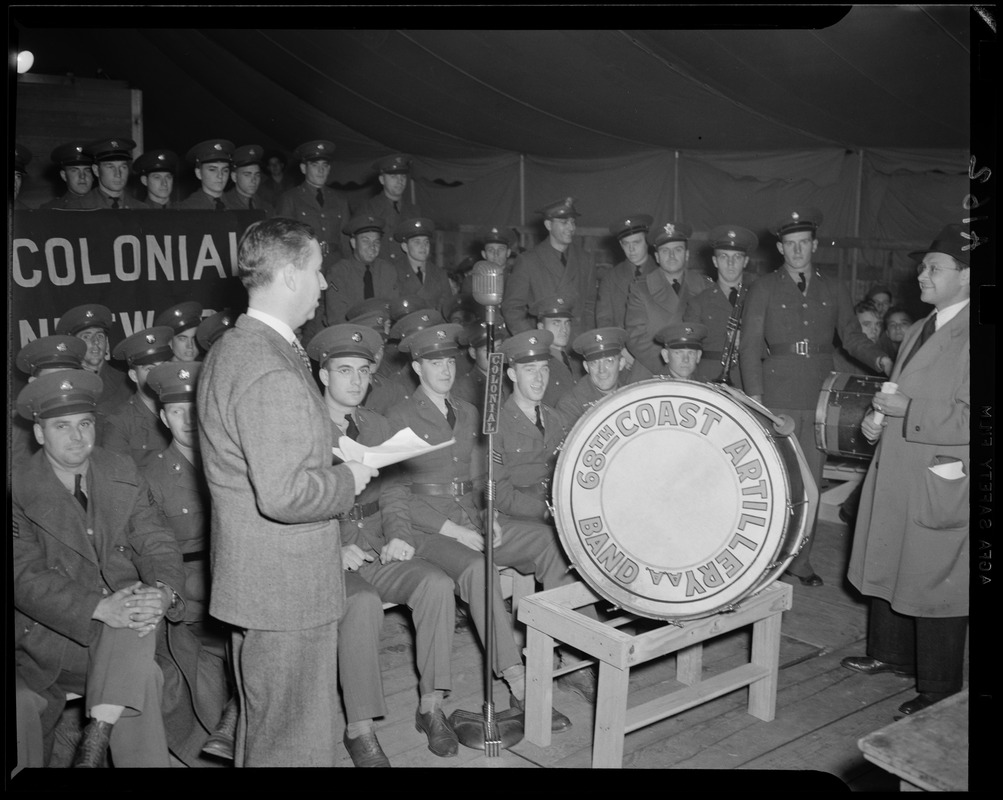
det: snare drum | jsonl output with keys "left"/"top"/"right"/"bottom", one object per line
{"left": 814, "top": 372, "right": 884, "bottom": 459}
{"left": 552, "top": 378, "right": 816, "bottom": 621}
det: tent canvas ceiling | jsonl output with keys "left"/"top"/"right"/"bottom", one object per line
{"left": 10, "top": 6, "right": 975, "bottom": 175}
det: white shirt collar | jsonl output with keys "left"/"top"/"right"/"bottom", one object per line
{"left": 934, "top": 298, "right": 969, "bottom": 330}
{"left": 246, "top": 307, "right": 296, "bottom": 344}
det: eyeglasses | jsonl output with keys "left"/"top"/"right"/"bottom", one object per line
{"left": 916, "top": 262, "right": 962, "bottom": 276}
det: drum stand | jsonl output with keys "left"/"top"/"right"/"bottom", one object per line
{"left": 518, "top": 580, "right": 793, "bottom": 769}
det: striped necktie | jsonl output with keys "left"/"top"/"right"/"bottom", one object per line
{"left": 291, "top": 338, "right": 312, "bottom": 373}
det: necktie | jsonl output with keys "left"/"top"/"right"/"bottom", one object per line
{"left": 316, "top": 188, "right": 325, "bottom": 207}
{"left": 560, "top": 250, "right": 568, "bottom": 267}
{"left": 899, "top": 314, "right": 937, "bottom": 370}
{"left": 110, "top": 197, "right": 120, "bottom": 209}
{"left": 416, "top": 267, "right": 424, "bottom": 285}
{"left": 534, "top": 405, "right": 545, "bottom": 436}
{"left": 291, "top": 338, "right": 312, "bottom": 373}
{"left": 445, "top": 402, "right": 457, "bottom": 430}
{"left": 796, "top": 272, "right": 806, "bottom": 293}
{"left": 73, "top": 473, "right": 88, "bottom": 511}
{"left": 635, "top": 265, "right": 644, "bottom": 280}
{"left": 728, "top": 286, "right": 739, "bottom": 307}
{"left": 363, "top": 264, "right": 374, "bottom": 299}
{"left": 672, "top": 279, "right": 681, "bottom": 295}
{"left": 393, "top": 200, "right": 400, "bottom": 214}
{"left": 214, "top": 197, "right": 225, "bottom": 211}
{"left": 247, "top": 197, "right": 255, "bottom": 210}
{"left": 560, "top": 350, "right": 572, "bottom": 373}
{"left": 344, "top": 413, "right": 360, "bottom": 441}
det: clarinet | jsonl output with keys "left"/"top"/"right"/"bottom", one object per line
{"left": 712, "top": 284, "right": 745, "bottom": 386}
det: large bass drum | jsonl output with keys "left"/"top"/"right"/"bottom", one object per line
{"left": 552, "top": 378, "right": 817, "bottom": 621}
{"left": 814, "top": 371, "right": 884, "bottom": 460}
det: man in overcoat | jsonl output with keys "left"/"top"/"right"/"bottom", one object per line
{"left": 841, "top": 223, "right": 971, "bottom": 717}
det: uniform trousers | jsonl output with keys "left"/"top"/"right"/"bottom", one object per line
{"left": 866, "top": 598, "right": 968, "bottom": 696}
{"left": 231, "top": 620, "right": 341, "bottom": 767}
{"left": 340, "top": 559, "right": 455, "bottom": 723}
{"left": 414, "top": 534, "right": 523, "bottom": 674}
{"left": 771, "top": 407, "right": 824, "bottom": 576}
{"left": 49, "top": 624, "right": 170, "bottom": 767}
{"left": 14, "top": 673, "right": 47, "bottom": 773}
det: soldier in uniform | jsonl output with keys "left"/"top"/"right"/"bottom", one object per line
{"left": 625, "top": 220, "right": 712, "bottom": 373}
{"left": 257, "top": 150, "right": 295, "bottom": 207}
{"left": 393, "top": 217, "right": 453, "bottom": 312}
{"left": 103, "top": 326, "right": 175, "bottom": 468}
{"left": 385, "top": 307, "right": 446, "bottom": 398}
{"left": 654, "top": 322, "right": 708, "bottom": 380}
{"left": 178, "top": 139, "right": 234, "bottom": 210}
{"left": 276, "top": 139, "right": 351, "bottom": 266}
{"left": 224, "top": 144, "right": 273, "bottom": 214}
{"left": 480, "top": 225, "right": 516, "bottom": 274}
{"left": 63, "top": 138, "right": 150, "bottom": 209}
{"left": 502, "top": 197, "right": 598, "bottom": 340}
{"left": 356, "top": 154, "right": 422, "bottom": 260}
{"left": 196, "top": 309, "right": 237, "bottom": 354}
{"left": 529, "top": 296, "right": 582, "bottom": 409}
{"left": 683, "top": 225, "right": 758, "bottom": 388}
{"left": 350, "top": 301, "right": 409, "bottom": 417}
{"left": 13, "top": 143, "right": 32, "bottom": 209}
{"left": 321, "top": 214, "right": 398, "bottom": 327}
{"left": 384, "top": 324, "right": 575, "bottom": 732}
{"left": 739, "top": 208, "right": 891, "bottom": 587}
{"left": 39, "top": 142, "right": 94, "bottom": 209}
{"left": 597, "top": 214, "right": 657, "bottom": 330}
{"left": 133, "top": 149, "right": 179, "bottom": 209}
{"left": 13, "top": 370, "right": 186, "bottom": 767}
{"left": 556, "top": 327, "right": 629, "bottom": 430}
{"left": 308, "top": 324, "right": 458, "bottom": 765}
{"left": 155, "top": 300, "right": 204, "bottom": 362}
{"left": 12, "top": 335, "right": 89, "bottom": 466}
{"left": 55, "top": 303, "right": 132, "bottom": 415}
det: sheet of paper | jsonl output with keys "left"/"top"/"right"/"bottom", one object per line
{"left": 929, "top": 459, "right": 965, "bottom": 480}
{"left": 332, "top": 427, "right": 455, "bottom": 469}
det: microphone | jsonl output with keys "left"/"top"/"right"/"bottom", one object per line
{"left": 472, "top": 260, "right": 505, "bottom": 308}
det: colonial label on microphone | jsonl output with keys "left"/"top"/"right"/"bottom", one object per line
{"left": 482, "top": 352, "right": 505, "bottom": 435}
{"left": 552, "top": 379, "right": 810, "bottom": 620}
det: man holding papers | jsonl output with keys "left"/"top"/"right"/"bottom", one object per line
{"left": 385, "top": 323, "right": 575, "bottom": 735}
{"left": 307, "top": 323, "right": 458, "bottom": 767}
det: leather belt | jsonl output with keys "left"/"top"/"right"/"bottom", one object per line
{"left": 409, "top": 481, "right": 474, "bottom": 497}
{"left": 770, "top": 340, "right": 833, "bottom": 356}
{"left": 335, "top": 500, "right": 380, "bottom": 522}
{"left": 183, "top": 550, "right": 208, "bottom": 563}
{"left": 515, "top": 481, "right": 551, "bottom": 500}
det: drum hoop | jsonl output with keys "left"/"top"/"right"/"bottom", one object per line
{"left": 553, "top": 378, "right": 809, "bottom": 620}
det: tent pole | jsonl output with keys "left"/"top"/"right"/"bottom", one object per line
{"left": 519, "top": 154, "right": 526, "bottom": 228}
{"left": 673, "top": 151, "right": 680, "bottom": 219}
{"left": 852, "top": 149, "right": 863, "bottom": 298}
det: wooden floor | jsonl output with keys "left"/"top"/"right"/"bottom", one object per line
{"left": 29, "top": 480, "right": 971, "bottom": 787}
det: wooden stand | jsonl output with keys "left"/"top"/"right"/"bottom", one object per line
{"left": 857, "top": 689, "right": 968, "bottom": 791}
{"left": 518, "top": 580, "right": 793, "bottom": 768}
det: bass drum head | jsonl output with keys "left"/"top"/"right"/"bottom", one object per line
{"left": 553, "top": 379, "right": 810, "bottom": 621}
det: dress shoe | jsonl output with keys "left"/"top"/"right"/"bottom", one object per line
{"left": 898, "top": 693, "right": 947, "bottom": 716}
{"left": 415, "top": 707, "right": 459, "bottom": 757}
{"left": 558, "top": 665, "right": 598, "bottom": 704}
{"left": 201, "top": 697, "right": 238, "bottom": 760}
{"left": 838, "top": 505, "right": 855, "bottom": 526}
{"left": 73, "top": 719, "right": 113, "bottom": 768}
{"left": 840, "top": 655, "right": 915, "bottom": 677}
{"left": 343, "top": 729, "right": 391, "bottom": 768}
{"left": 785, "top": 570, "right": 824, "bottom": 587}
{"left": 509, "top": 694, "right": 572, "bottom": 733}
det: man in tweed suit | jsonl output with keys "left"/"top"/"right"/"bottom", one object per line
{"left": 197, "top": 218, "right": 377, "bottom": 767}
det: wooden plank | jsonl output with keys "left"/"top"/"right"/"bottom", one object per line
{"left": 858, "top": 689, "right": 968, "bottom": 791}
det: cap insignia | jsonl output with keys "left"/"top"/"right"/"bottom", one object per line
{"left": 727, "top": 230, "right": 736, "bottom": 239}
{"left": 351, "top": 332, "right": 362, "bottom": 342}
{"left": 791, "top": 212, "right": 800, "bottom": 220}
{"left": 435, "top": 330, "right": 446, "bottom": 340}
{"left": 213, "top": 143, "right": 222, "bottom": 151}
{"left": 85, "top": 310, "right": 94, "bottom": 319}
{"left": 178, "top": 368, "right": 191, "bottom": 380}
{"left": 664, "top": 223, "right": 676, "bottom": 237}
{"left": 595, "top": 333, "right": 604, "bottom": 343}
{"left": 529, "top": 336, "right": 538, "bottom": 345}
{"left": 60, "top": 380, "right": 73, "bottom": 391}
{"left": 56, "top": 342, "right": 67, "bottom": 352}
{"left": 145, "top": 334, "right": 156, "bottom": 344}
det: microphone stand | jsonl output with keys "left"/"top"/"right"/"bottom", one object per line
{"left": 450, "top": 261, "right": 524, "bottom": 755}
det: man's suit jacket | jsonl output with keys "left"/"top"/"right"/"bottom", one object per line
{"left": 847, "top": 304, "right": 970, "bottom": 618}
{"left": 625, "top": 267, "right": 712, "bottom": 373}
{"left": 13, "top": 447, "right": 186, "bottom": 694}
{"left": 197, "top": 313, "right": 357, "bottom": 630}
